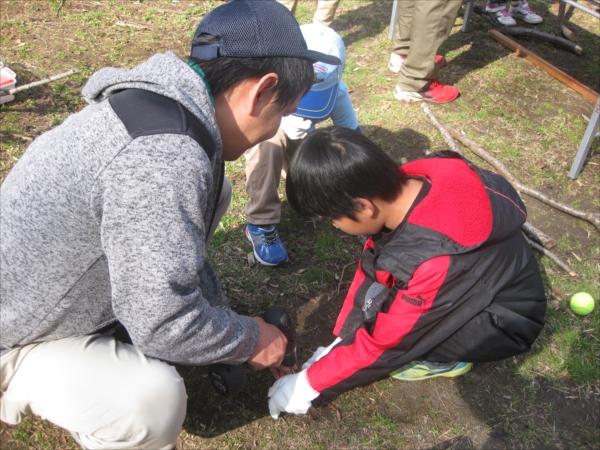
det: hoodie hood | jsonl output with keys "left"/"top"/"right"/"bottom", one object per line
{"left": 402, "top": 152, "right": 527, "bottom": 248}
{"left": 82, "top": 51, "right": 222, "bottom": 152}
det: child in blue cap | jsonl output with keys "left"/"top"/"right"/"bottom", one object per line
{"left": 244, "top": 23, "right": 361, "bottom": 266}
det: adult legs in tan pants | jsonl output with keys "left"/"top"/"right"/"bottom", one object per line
{"left": 278, "top": 0, "right": 341, "bottom": 27}
{"left": 245, "top": 128, "right": 300, "bottom": 226}
{"left": 393, "top": 0, "right": 462, "bottom": 92}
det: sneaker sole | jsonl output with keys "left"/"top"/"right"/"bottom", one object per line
{"left": 390, "top": 362, "right": 473, "bottom": 381}
{"left": 511, "top": 14, "right": 542, "bottom": 24}
{"left": 394, "top": 89, "right": 423, "bottom": 103}
{"left": 245, "top": 228, "right": 289, "bottom": 267}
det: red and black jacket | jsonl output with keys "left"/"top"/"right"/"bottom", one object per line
{"left": 307, "top": 151, "right": 544, "bottom": 396}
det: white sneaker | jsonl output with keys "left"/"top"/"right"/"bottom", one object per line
{"left": 388, "top": 52, "right": 405, "bottom": 73}
{"left": 486, "top": 4, "right": 517, "bottom": 26}
{"left": 509, "top": 1, "right": 543, "bottom": 24}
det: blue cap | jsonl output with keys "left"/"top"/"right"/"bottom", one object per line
{"left": 190, "top": 0, "right": 341, "bottom": 66}
{"left": 294, "top": 24, "right": 346, "bottom": 120}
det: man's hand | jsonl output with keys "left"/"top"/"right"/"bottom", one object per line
{"left": 269, "top": 364, "right": 296, "bottom": 380}
{"left": 246, "top": 317, "right": 287, "bottom": 370}
{"left": 267, "top": 370, "right": 319, "bottom": 419}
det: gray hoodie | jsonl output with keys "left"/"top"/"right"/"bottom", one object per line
{"left": 0, "top": 51, "right": 259, "bottom": 364}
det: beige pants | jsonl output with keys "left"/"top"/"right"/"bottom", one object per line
{"left": 244, "top": 129, "right": 300, "bottom": 225}
{"left": 0, "top": 178, "right": 232, "bottom": 449}
{"left": 278, "top": 0, "right": 341, "bottom": 26}
{"left": 1, "top": 335, "right": 186, "bottom": 449}
{"left": 393, "top": 0, "right": 462, "bottom": 91}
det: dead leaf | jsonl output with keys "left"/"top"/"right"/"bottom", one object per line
{"left": 247, "top": 253, "right": 256, "bottom": 267}
{"left": 537, "top": 159, "right": 546, "bottom": 169}
{"left": 551, "top": 286, "right": 564, "bottom": 299}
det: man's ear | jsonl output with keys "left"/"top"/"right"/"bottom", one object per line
{"left": 247, "top": 73, "right": 279, "bottom": 116}
{"left": 355, "top": 198, "right": 378, "bottom": 219}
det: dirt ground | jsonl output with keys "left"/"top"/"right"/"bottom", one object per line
{"left": 1, "top": 1, "right": 599, "bottom": 449}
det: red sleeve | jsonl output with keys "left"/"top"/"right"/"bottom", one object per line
{"left": 307, "top": 255, "right": 450, "bottom": 394}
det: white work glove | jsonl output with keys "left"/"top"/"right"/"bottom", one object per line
{"left": 267, "top": 370, "right": 319, "bottom": 419}
{"left": 301, "top": 337, "right": 342, "bottom": 370}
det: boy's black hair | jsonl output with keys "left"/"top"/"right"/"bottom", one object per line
{"left": 190, "top": 34, "right": 314, "bottom": 112}
{"left": 286, "top": 127, "right": 408, "bottom": 221}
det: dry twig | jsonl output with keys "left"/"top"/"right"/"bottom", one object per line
{"left": 337, "top": 260, "right": 359, "bottom": 295}
{"left": 56, "top": 0, "right": 65, "bottom": 17}
{"left": 420, "top": 104, "right": 463, "bottom": 155}
{"left": 525, "top": 236, "right": 576, "bottom": 276}
{"left": 0, "top": 69, "right": 78, "bottom": 96}
{"left": 521, "top": 222, "right": 557, "bottom": 249}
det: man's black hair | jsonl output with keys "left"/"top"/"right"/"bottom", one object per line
{"left": 190, "top": 34, "right": 314, "bottom": 111}
{"left": 286, "top": 127, "right": 408, "bottom": 221}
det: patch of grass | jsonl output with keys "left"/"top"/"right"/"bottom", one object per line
{"left": 82, "top": 11, "right": 106, "bottom": 26}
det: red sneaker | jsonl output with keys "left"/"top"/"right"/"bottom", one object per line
{"left": 388, "top": 53, "right": 447, "bottom": 73}
{"left": 394, "top": 80, "right": 459, "bottom": 104}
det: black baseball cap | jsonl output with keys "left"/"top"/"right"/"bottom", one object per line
{"left": 190, "top": 0, "right": 341, "bottom": 66}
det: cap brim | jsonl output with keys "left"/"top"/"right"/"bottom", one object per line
{"left": 306, "top": 50, "right": 341, "bottom": 66}
{"left": 294, "top": 83, "right": 339, "bottom": 120}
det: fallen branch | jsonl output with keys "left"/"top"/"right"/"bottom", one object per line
{"left": 501, "top": 27, "right": 582, "bottom": 55}
{"left": 525, "top": 236, "right": 576, "bottom": 276}
{"left": 475, "top": 4, "right": 582, "bottom": 55}
{"left": 420, "top": 103, "right": 463, "bottom": 155}
{"left": 521, "top": 222, "right": 557, "bottom": 249}
{"left": 561, "top": 25, "right": 576, "bottom": 42}
{"left": 0, "top": 69, "right": 78, "bottom": 96}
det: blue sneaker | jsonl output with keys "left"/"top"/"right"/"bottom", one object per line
{"left": 390, "top": 360, "right": 472, "bottom": 381}
{"left": 245, "top": 224, "right": 289, "bottom": 266}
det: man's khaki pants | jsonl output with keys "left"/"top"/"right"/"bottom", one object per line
{"left": 245, "top": 129, "right": 300, "bottom": 225}
{"left": 278, "top": 0, "right": 341, "bottom": 26}
{"left": 393, "top": 0, "right": 462, "bottom": 92}
{"left": 0, "top": 178, "right": 232, "bottom": 449}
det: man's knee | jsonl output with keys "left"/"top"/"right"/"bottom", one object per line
{"left": 78, "top": 359, "right": 187, "bottom": 449}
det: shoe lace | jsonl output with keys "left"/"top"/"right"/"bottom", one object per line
{"left": 259, "top": 228, "right": 280, "bottom": 246}
{"left": 497, "top": 8, "right": 511, "bottom": 17}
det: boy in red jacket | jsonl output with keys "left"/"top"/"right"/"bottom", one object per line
{"left": 267, "top": 127, "right": 546, "bottom": 419}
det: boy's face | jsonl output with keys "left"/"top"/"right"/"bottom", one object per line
{"left": 330, "top": 214, "right": 382, "bottom": 237}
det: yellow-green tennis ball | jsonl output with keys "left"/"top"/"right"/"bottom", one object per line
{"left": 570, "top": 292, "right": 595, "bottom": 316}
